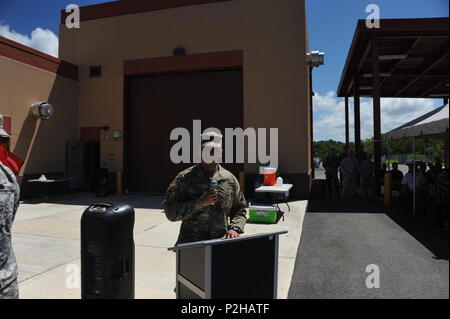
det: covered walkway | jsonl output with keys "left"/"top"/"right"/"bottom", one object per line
{"left": 337, "top": 17, "right": 449, "bottom": 193}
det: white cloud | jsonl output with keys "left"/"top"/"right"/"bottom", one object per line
{"left": 0, "top": 22, "right": 59, "bottom": 57}
{"left": 313, "top": 91, "right": 440, "bottom": 142}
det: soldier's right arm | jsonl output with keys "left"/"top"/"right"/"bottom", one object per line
{"left": 163, "top": 175, "right": 204, "bottom": 222}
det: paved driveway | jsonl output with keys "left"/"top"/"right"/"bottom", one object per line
{"left": 288, "top": 197, "right": 449, "bottom": 299}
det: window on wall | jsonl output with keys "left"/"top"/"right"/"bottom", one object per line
{"left": 89, "top": 65, "right": 102, "bottom": 78}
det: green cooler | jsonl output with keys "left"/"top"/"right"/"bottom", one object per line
{"left": 248, "top": 203, "right": 278, "bottom": 224}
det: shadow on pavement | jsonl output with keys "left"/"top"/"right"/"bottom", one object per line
{"left": 22, "top": 192, "right": 165, "bottom": 210}
{"left": 385, "top": 208, "right": 449, "bottom": 260}
{"left": 307, "top": 189, "right": 449, "bottom": 261}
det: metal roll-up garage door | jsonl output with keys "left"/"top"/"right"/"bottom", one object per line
{"left": 126, "top": 69, "right": 243, "bottom": 194}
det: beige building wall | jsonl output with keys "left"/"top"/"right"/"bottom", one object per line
{"left": 60, "top": 0, "right": 311, "bottom": 189}
{"left": 0, "top": 55, "right": 78, "bottom": 177}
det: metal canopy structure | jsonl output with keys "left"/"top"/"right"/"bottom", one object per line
{"left": 337, "top": 17, "right": 449, "bottom": 194}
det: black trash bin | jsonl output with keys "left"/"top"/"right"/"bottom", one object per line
{"left": 81, "top": 203, "right": 135, "bottom": 299}
{"left": 95, "top": 168, "right": 109, "bottom": 197}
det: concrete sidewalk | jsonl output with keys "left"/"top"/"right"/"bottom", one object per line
{"left": 13, "top": 193, "right": 307, "bottom": 299}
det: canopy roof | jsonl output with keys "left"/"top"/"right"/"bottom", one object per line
{"left": 337, "top": 18, "right": 449, "bottom": 98}
{"left": 386, "top": 104, "right": 449, "bottom": 139}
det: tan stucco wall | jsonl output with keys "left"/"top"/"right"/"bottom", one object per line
{"left": 0, "top": 56, "right": 78, "bottom": 175}
{"left": 60, "top": 0, "right": 311, "bottom": 176}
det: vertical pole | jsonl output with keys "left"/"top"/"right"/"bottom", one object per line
{"left": 309, "top": 67, "right": 315, "bottom": 179}
{"left": 445, "top": 136, "right": 449, "bottom": 169}
{"left": 413, "top": 136, "right": 416, "bottom": 217}
{"left": 345, "top": 96, "right": 350, "bottom": 149}
{"left": 371, "top": 31, "right": 382, "bottom": 197}
{"left": 353, "top": 76, "right": 361, "bottom": 155}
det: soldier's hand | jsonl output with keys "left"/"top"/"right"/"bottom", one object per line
{"left": 224, "top": 230, "right": 240, "bottom": 239}
{"left": 200, "top": 190, "right": 218, "bottom": 207}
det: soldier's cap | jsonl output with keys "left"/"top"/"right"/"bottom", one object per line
{"left": 0, "top": 114, "right": 10, "bottom": 138}
{"left": 201, "top": 131, "right": 222, "bottom": 148}
{"left": 201, "top": 141, "right": 222, "bottom": 149}
{"left": 202, "top": 131, "right": 222, "bottom": 139}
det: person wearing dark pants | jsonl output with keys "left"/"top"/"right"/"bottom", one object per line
{"left": 323, "top": 149, "right": 340, "bottom": 198}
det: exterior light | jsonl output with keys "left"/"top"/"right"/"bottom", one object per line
{"left": 30, "top": 102, "right": 54, "bottom": 120}
{"left": 112, "top": 130, "right": 122, "bottom": 141}
{"left": 307, "top": 51, "right": 325, "bottom": 67}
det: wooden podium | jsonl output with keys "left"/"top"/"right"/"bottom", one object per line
{"left": 168, "top": 231, "right": 287, "bottom": 299}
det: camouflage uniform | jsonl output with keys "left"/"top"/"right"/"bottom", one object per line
{"left": 340, "top": 156, "right": 358, "bottom": 199}
{"left": 164, "top": 164, "right": 247, "bottom": 245}
{"left": 0, "top": 162, "right": 20, "bottom": 299}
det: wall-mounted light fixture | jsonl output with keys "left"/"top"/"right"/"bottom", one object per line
{"left": 30, "top": 102, "right": 54, "bottom": 120}
{"left": 307, "top": 51, "right": 325, "bottom": 68}
{"left": 112, "top": 130, "right": 122, "bottom": 141}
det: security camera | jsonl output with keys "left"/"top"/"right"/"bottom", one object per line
{"left": 30, "top": 102, "right": 54, "bottom": 120}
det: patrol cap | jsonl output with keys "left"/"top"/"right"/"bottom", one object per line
{"left": 201, "top": 130, "right": 222, "bottom": 148}
{"left": 0, "top": 114, "right": 10, "bottom": 138}
{"left": 201, "top": 141, "right": 222, "bottom": 149}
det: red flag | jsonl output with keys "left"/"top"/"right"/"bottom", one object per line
{"left": 0, "top": 145, "right": 24, "bottom": 175}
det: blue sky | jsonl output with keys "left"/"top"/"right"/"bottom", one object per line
{"left": 0, "top": 0, "right": 448, "bottom": 141}
{"left": 306, "top": 0, "right": 448, "bottom": 94}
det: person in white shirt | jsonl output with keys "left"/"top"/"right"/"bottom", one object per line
{"left": 401, "top": 162, "right": 428, "bottom": 214}
{"left": 402, "top": 163, "right": 426, "bottom": 191}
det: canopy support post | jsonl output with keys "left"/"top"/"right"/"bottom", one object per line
{"left": 371, "top": 31, "right": 382, "bottom": 196}
{"left": 345, "top": 96, "right": 350, "bottom": 149}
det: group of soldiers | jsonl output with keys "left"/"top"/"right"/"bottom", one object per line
{"left": 322, "top": 147, "right": 377, "bottom": 203}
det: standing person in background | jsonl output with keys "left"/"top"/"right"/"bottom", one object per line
{"left": 401, "top": 162, "right": 426, "bottom": 214}
{"left": 380, "top": 163, "right": 387, "bottom": 183}
{"left": 340, "top": 150, "right": 359, "bottom": 204}
{"left": 431, "top": 161, "right": 443, "bottom": 183}
{"left": 0, "top": 115, "right": 21, "bottom": 299}
{"left": 390, "top": 162, "right": 404, "bottom": 192}
{"left": 338, "top": 146, "right": 348, "bottom": 188}
{"left": 323, "top": 149, "right": 340, "bottom": 199}
{"left": 360, "top": 153, "right": 375, "bottom": 200}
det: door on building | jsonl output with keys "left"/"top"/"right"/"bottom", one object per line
{"left": 67, "top": 141, "right": 84, "bottom": 189}
{"left": 126, "top": 69, "right": 244, "bottom": 194}
{"left": 83, "top": 142, "right": 100, "bottom": 191}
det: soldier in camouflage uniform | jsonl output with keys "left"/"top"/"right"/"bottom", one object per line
{"left": 164, "top": 142, "right": 247, "bottom": 245}
{"left": 0, "top": 123, "right": 20, "bottom": 299}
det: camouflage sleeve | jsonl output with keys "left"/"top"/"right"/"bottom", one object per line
{"left": 163, "top": 174, "right": 204, "bottom": 222}
{"left": 12, "top": 174, "right": 20, "bottom": 224}
{"left": 229, "top": 178, "right": 247, "bottom": 233}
